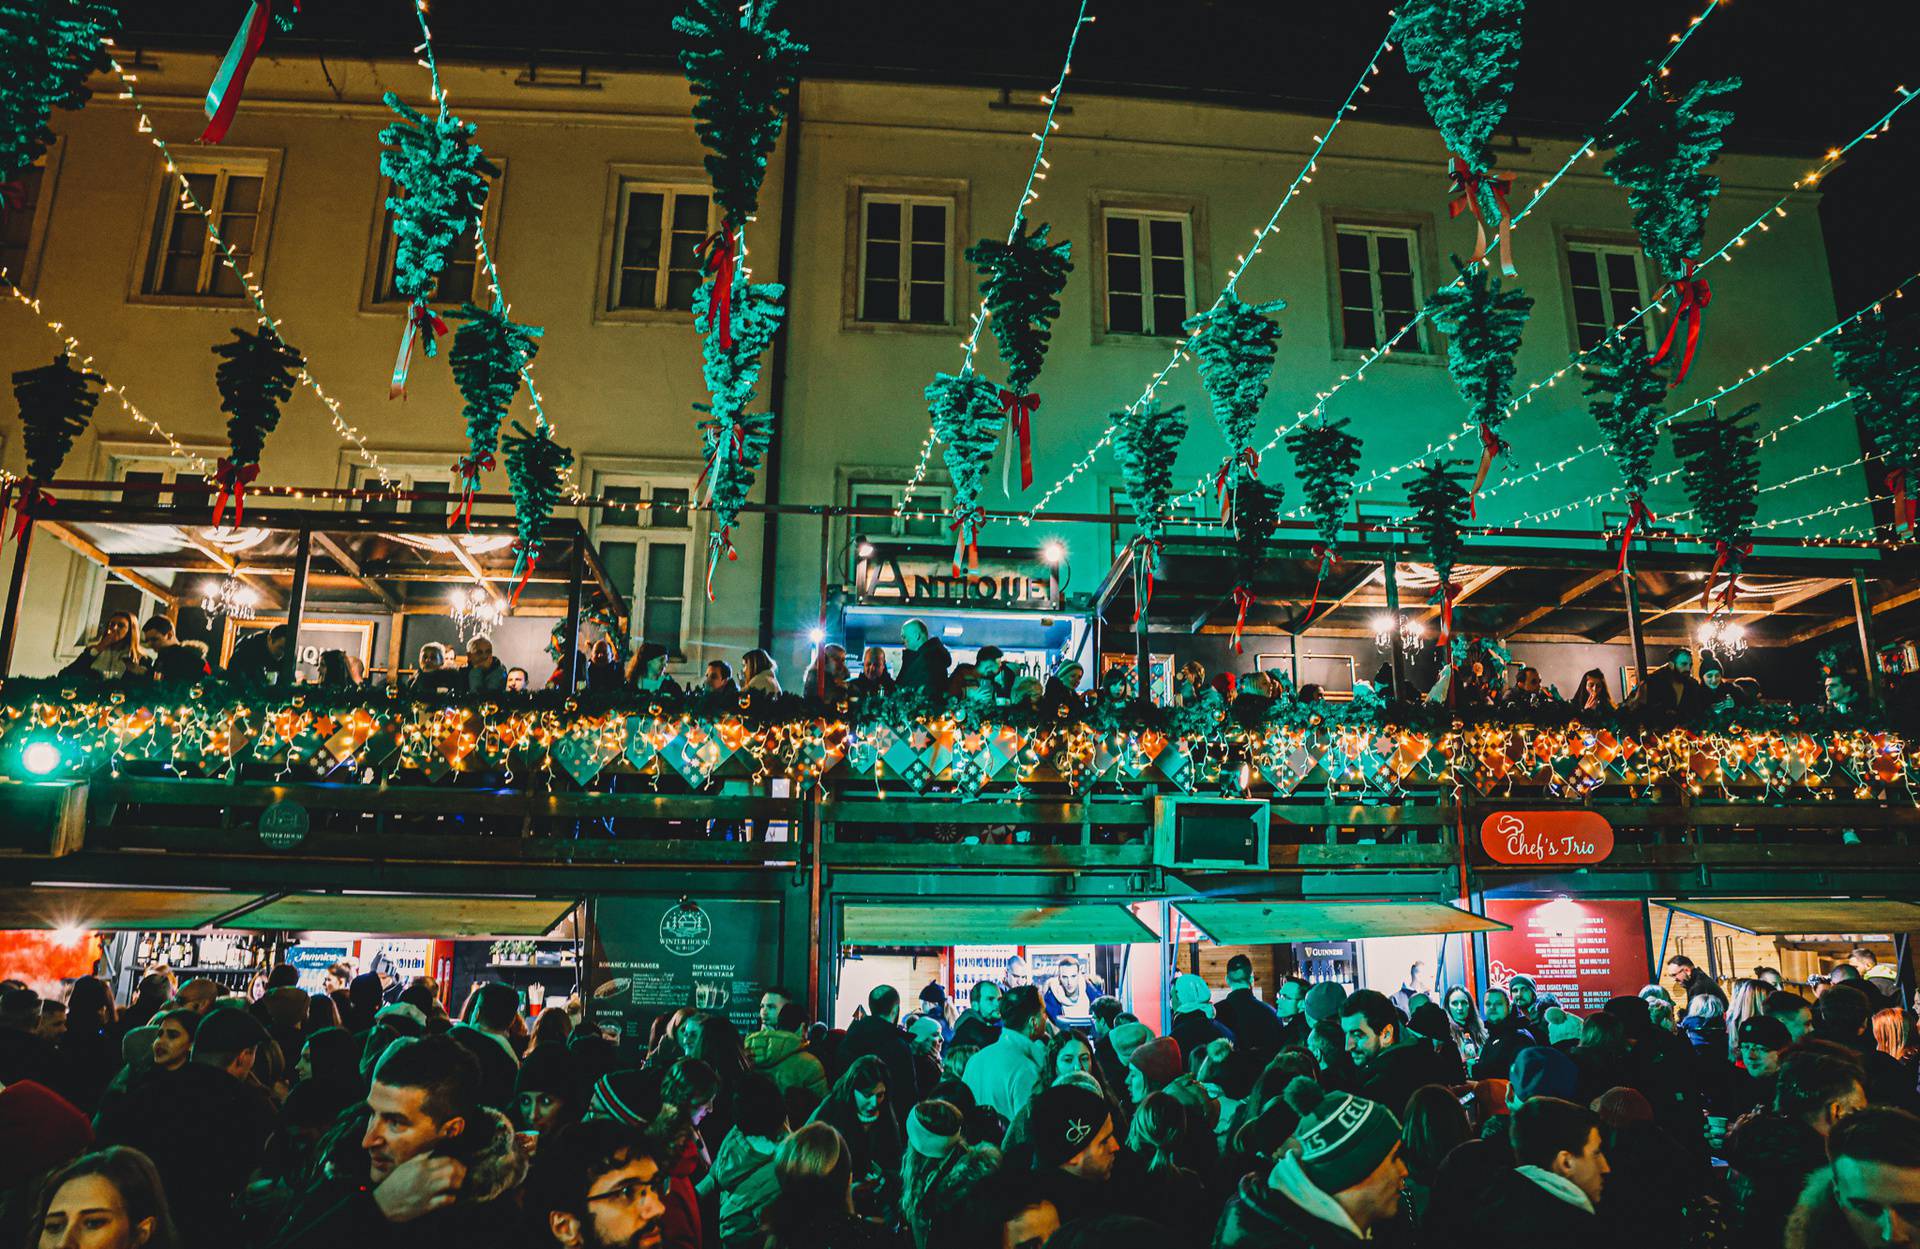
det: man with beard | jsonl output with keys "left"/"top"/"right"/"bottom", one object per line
{"left": 1340, "top": 990, "right": 1451, "bottom": 1118}
{"left": 1041, "top": 955, "right": 1100, "bottom": 1034}
{"left": 529, "top": 1119, "right": 669, "bottom": 1249}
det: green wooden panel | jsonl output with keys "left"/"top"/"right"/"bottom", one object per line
{"left": 1175, "top": 899, "right": 1508, "bottom": 945}
{"left": 0, "top": 886, "right": 264, "bottom": 931}
{"left": 841, "top": 902, "right": 1157, "bottom": 946}
{"left": 222, "top": 893, "right": 577, "bottom": 937}
{"left": 1653, "top": 898, "right": 1920, "bottom": 935}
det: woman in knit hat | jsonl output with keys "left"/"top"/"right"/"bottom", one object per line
{"left": 1124, "top": 1035, "right": 1183, "bottom": 1107}
{"left": 514, "top": 1043, "right": 584, "bottom": 1135}
{"left": 898, "top": 1099, "right": 966, "bottom": 1249}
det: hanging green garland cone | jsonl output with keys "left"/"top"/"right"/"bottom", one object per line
{"left": 378, "top": 90, "right": 497, "bottom": 398}
{"left": 1284, "top": 417, "right": 1363, "bottom": 618}
{"left": 1228, "top": 476, "right": 1283, "bottom": 654}
{"left": 1406, "top": 460, "right": 1473, "bottom": 645}
{"left": 1114, "top": 401, "right": 1189, "bottom": 626}
{"left": 1673, "top": 402, "right": 1761, "bottom": 615}
{"left": 209, "top": 323, "right": 303, "bottom": 527}
{"left": 6, "top": 351, "right": 101, "bottom": 540}
{"left": 0, "top": 0, "right": 117, "bottom": 185}
{"left": 695, "top": 274, "right": 786, "bottom": 422}
{"left": 924, "top": 371, "right": 1004, "bottom": 572}
{"left": 1583, "top": 330, "right": 1666, "bottom": 567}
{"left": 447, "top": 301, "right": 543, "bottom": 528}
{"left": 1603, "top": 76, "right": 1740, "bottom": 387}
{"left": 697, "top": 407, "right": 772, "bottom": 599}
{"left": 1832, "top": 316, "right": 1920, "bottom": 538}
{"left": 1185, "top": 292, "right": 1285, "bottom": 521}
{"left": 502, "top": 420, "right": 574, "bottom": 607}
{"left": 1396, "top": 0, "right": 1524, "bottom": 273}
{"left": 1423, "top": 254, "right": 1533, "bottom": 516}
{"left": 966, "top": 218, "right": 1073, "bottom": 494}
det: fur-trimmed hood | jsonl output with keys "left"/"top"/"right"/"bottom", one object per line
{"left": 1784, "top": 1166, "right": 1853, "bottom": 1249}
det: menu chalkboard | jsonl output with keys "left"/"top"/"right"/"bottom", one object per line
{"left": 591, "top": 897, "right": 783, "bottom": 1058}
{"left": 1484, "top": 898, "right": 1650, "bottom": 1012}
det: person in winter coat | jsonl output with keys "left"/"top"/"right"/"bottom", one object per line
{"left": 698, "top": 1074, "right": 790, "bottom": 1249}
{"left": 895, "top": 619, "right": 951, "bottom": 701}
{"left": 761, "top": 1122, "right": 896, "bottom": 1249}
{"left": 1340, "top": 991, "right": 1453, "bottom": 1120}
{"left": 1170, "top": 974, "right": 1233, "bottom": 1068}
{"left": 1726, "top": 1049, "right": 1869, "bottom": 1249}
{"left": 1782, "top": 1106, "right": 1920, "bottom": 1249}
{"left": 809, "top": 1056, "right": 904, "bottom": 1221}
{"left": 838, "top": 985, "right": 921, "bottom": 1115}
{"left": 1478, "top": 1097, "right": 1611, "bottom": 1249}
{"left": 1213, "top": 1079, "right": 1406, "bottom": 1249}
{"left": 747, "top": 1001, "right": 830, "bottom": 1117}
{"left": 1214, "top": 956, "right": 1287, "bottom": 1066}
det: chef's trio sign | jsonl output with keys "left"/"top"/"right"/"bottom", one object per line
{"left": 1479, "top": 810, "right": 1615, "bottom": 865}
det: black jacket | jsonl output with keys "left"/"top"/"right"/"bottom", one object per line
{"left": 1479, "top": 1168, "right": 1605, "bottom": 1249}
{"left": 225, "top": 630, "right": 281, "bottom": 685}
{"left": 950, "top": 1011, "right": 999, "bottom": 1054}
{"left": 1172, "top": 1010, "right": 1233, "bottom": 1069}
{"left": 895, "top": 638, "right": 951, "bottom": 698}
{"left": 1354, "top": 1042, "right": 1453, "bottom": 1121}
{"left": 1215, "top": 989, "right": 1286, "bottom": 1063}
{"left": 1725, "top": 1109, "right": 1828, "bottom": 1249}
{"left": 96, "top": 1063, "right": 279, "bottom": 1246}
{"left": 839, "top": 1015, "right": 920, "bottom": 1110}
{"left": 1213, "top": 1172, "right": 1366, "bottom": 1249}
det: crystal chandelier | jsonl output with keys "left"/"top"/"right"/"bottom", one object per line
{"left": 199, "top": 575, "right": 258, "bottom": 621}
{"left": 1371, "top": 612, "right": 1427, "bottom": 655}
{"left": 1697, "top": 616, "right": 1748, "bottom": 660}
{"left": 450, "top": 584, "right": 505, "bottom": 640}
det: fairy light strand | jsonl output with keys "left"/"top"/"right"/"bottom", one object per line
{"left": 1021, "top": 10, "right": 1402, "bottom": 524}
{"left": 898, "top": 1, "right": 1096, "bottom": 512}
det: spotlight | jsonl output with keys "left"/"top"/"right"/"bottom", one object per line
{"left": 21, "top": 741, "right": 62, "bottom": 776}
{"left": 808, "top": 626, "right": 826, "bottom": 645}
{"left": 1040, "top": 538, "right": 1068, "bottom": 567}
{"left": 857, "top": 542, "right": 875, "bottom": 559}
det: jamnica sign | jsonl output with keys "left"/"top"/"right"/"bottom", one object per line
{"left": 1479, "top": 810, "right": 1614, "bottom": 865}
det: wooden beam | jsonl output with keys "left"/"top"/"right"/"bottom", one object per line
{"left": 1287, "top": 564, "right": 1381, "bottom": 633}
{"left": 1498, "top": 569, "right": 1613, "bottom": 638}
{"left": 1785, "top": 583, "right": 1920, "bottom": 646}
{"left": 38, "top": 522, "right": 178, "bottom": 605}
{"left": 311, "top": 531, "right": 400, "bottom": 611}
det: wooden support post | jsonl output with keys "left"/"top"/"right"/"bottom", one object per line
{"left": 1133, "top": 557, "right": 1151, "bottom": 707}
{"left": 563, "top": 535, "right": 585, "bottom": 696}
{"left": 1383, "top": 553, "right": 1405, "bottom": 698}
{"left": 279, "top": 527, "right": 312, "bottom": 687}
{"left": 1621, "top": 565, "right": 1649, "bottom": 689}
{"left": 1854, "top": 573, "right": 1883, "bottom": 704}
{"left": 0, "top": 524, "right": 34, "bottom": 679}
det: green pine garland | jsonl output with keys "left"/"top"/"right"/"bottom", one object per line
{"left": 1228, "top": 476, "right": 1283, "bottom": 653}
{"left": 1395, "top": 0, "right": 1523, "bottom": 179}
{"left": 1285, "top": 417, "right": 1364, "bottom": 567}
{"left": 502, "top": 420, "right": 574, "bottom": 606}
{"left": 1186, "top": 292, "right": 1285, "bottom": 518}
{"left": 0, "top": 0, "right": 117, "bottom": 185}
{"left": 672, "top": 0, "right": 806, "bottom": 232}
{"left": 1831, "top": 317, "right": 1920, "bottom": 535}
{"left": 209, "top": 324, "right": 302, "bottom": 525}
{"left": 1674, "top": 403, "right": 1761, "bottom": 611}
{"left": 1584, "top": 329, "right": 1665, "bottom": 558}
{"left": 1603, "top": 77, "right": 1740, "bottom": 282}
{"left": 697, "top": 407, "right": 772, "bottom": 598}
{"left": 1114, "top": 401, "right": 1190, "bottom": 552}
{"left": 447, "top": 301, "right": 543, "bottom": 520}
{"left": 924, "top": 371, "right": 1005, "bottom": 570}
{"left": 695, "top": 275, "right": 786, "bottom": 419}
{"left": 1407, "top": 460, "right": 1473, "bottom": 642}
{"left": 12, "top": 351, "right": 100, "bottom": 480}
{"left": 1423, "top": 254, "right": 1533, "bottom": 510}
{"left": 967, "top": 219, "right": 1073, "bottom": 397}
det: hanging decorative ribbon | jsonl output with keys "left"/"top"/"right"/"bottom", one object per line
{"left": 1887, "top": 470, "right": 1918, "bottom": 537}
{"left": 1213, "top": 448, "right": 1261, "bottom": 523}
{"left": 1302, "top": 544, "right": 1331, "bottom": 622}
{"left": 1230, "top": 584, "right": 1255, "bottom": 654}
{"left": 448, "top": 451, "right": 496, "bottom": 530}
{"left": 1616, "top": 497, "right": 1656, "bottom": 572}
{"left": 1431, "top": 580, "right": 1461, "bottom": 647}
{"left": 4, "top": 480, "right": 52, "bottom": 544}
{"left": 1703, "top": 539, "right": 1752, "bottom": 613}
{"left": 210, "top": 457, "right": 260, "bottom": 529}
{"left": 201, "top": 0, "right": 300, "bottom": 144}
{"left": 998, "top": 389, "right": 1040, "bottom": 495}
{"left": 1447, "top": 157, "right": 1517, "bottom": 277}
{"left": 1467, "top": 423, "right": 1508, "bottom": 520}
{"left": 1651, "top": 260, "right": 1712, "bottom": 388}
{"left": 0, "top": 181, "right": 25, "bottom": 225}
{"left": 698, "top": 227, "right": 738, "bottom": 350}
{"left": 950, "top": 507, "right": 984, "bottom": 576}
{"left": 705, "top": 527, "right": 737, "bottom": 601}
{"left": 508, "top": 540, "right": 540, "bottom": 608}
{"left": 389, "top": 301, "right": 449, "bottom": 399}
{"left": 1131, "top": 538, "right": 1165, "bottom": 627}
{"left": 695, "top": 422, "right": 748, "bottom": 506}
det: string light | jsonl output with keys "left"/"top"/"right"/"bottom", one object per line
{"left": 1022, "top": 10, "right": 1404, "bottom": 524}
{"left": 899, "top": 1, "right": 1096, "bottom": 511}
{"left": 105, "top": 46, "right": 392, "bottom": 489}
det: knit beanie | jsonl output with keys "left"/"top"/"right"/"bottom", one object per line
{"left": 0, "top": 1080, "right": 93, "bottom": 1188}
{"left": 1303, "top": 981, "right": 1348, "bottom": 1025}
{"left": 1171, "top": 974, "right": 1216, "bottom": 1018}
{"left": 1108, "top": 1021, "right": 1154, "bottom": 1065}
{"left": 1545, "top": 1008, "right": 1584, "bottom": 1046}
{"left": 1408, "top": 1002, "right": 1452, "bottom": 1042}
{"left": 375, "top": 1002, "right": 429, "bottom": 1033}
{"left": 590, "top": 1070, "right": 662, "bottom": 1126}
{"left": 1281, "top": 1077, "right": 1402, "bottom": 1195}
{"left": 1509, "top": 1046, "right": 1578, "bottom": 1103}
{"left": 1591, "top": 1085, "right": 1654, "bottom": 1129}
{"left": 1029, "top": 1083, "right": 1113, "bottom": 1169}
{"left": 1128, "top": 1035, "right": 1183, "bottom": 1090}
{"left": 907, "top": 1100, "right": 964, "bottom": 1158}
{"left": 1231, "top": 1093, "right": 1303, "bottom": 1160}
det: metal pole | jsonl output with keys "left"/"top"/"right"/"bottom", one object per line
{"left": 1853, "top": 572, "right": 1883, "bottom": 704}
{"left": 1383, "top": 551, "right": 1406, "bottom": 697}
{"left": 808, "top": 799, "right": 824, "bottom": 1018}
{"left": 0, "top": 524, "right": 34, "bottom": 679}
{"left": 563, "top": 535, "right": 585, "bottom": 696}
{"left": 279, "top": 527, "right": 312, "bottom": 687}
{"left": 814, "top": 512, "right": 831, "bottom": 698}
{"left": 1621, "top": 565, "right": 1649, "bottom": 691}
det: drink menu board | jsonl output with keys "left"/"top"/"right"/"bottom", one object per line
{"left": 1483, "top": 898, "right": 1650, "bottom": 1012}
{"left": 953, "top": 944, "right": 1021, "bottom": 1009}
{"left": 592, "top": 898, "right": 782, "bottom": 1059}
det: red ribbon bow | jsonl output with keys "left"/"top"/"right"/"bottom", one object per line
{"left": 999, "top": 389, "right": 1041, "bottom": 493}
{"left": 1467, "top": 422, "right": 1508, "bottom": 519}
{"left": 704, "top": 527, "right": 737, "bottom": 601}
{"left": 950, "top": 509, "right": 983, "bottom": 576}
{"left": 1214, "top": 448, "right": 1261, "bottom": 523}
{"left": 1230, "top": 585, "right": 1255, "bottom": 654}
{"left": 1704, "top": 539, "right": 1752, "bottom": 613}
{"left": 448, "top": 451, "right": 497, "bottom": 529}
{"left": 389, "top": 302, "right": 449, "bottom": 399}
{"left": 1448, "top": 158, "right": 1517, "bottom": 277}
{"left": 1887, "top": 469, "right": 1918, "bottom": 537}
{"left": 1302, "top": 544, "right": 1332, "bottom": 623}
{"left": 413, "top": 302, "right": 450, "bottom": 350}
{"left": 211, "top": 457, "right": 260, "bottom": 528}
{"left": 1432, "top": 580, "right": 1461, "bottom": 647}
{"left": 699, "top": 228, "right": 737, "bottom": 350}
{"left": 3, "top": 479, "right": 52, "bottom": 545}
{"left": 1132, "top": 538, "right": 1165, "bottom": 627}
{"left": 1617, "top": 497, "right": 1656, "bottom": 572}
{"left": 1651, "top": 261, "right": 1712, "bottom": 387}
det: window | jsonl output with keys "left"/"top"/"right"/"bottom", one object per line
{"left": 1334, "top": 224, "right": 1425, "bottom": 352}
{"left": 1103, "top": 210, "right": 1192, "bottom": 337}
{"left": 847, "top": 480, "right": 952, "bottom": 575}
{"left": 137, "top": 152, "right": 278, "bottom": 301}
{"left": 1106, "top": 487, "right": 1198, "bottom": 564}
{"left": 1566, "top": 242, "right": 1652, "bottom": 351}
{"left": 370, "top": 172, "right": 499, "bottom": 307}
{"left": 858, "top": 194, "right": 952, "bottom": 324}
{"left": 607, "top": 184, "right": 713, "bottom": 313}
{"left": 349, "top": 463, "right": 458, "bottom": 519}
{"left": 591, "top": 474, "right": 695, "bottom": 657}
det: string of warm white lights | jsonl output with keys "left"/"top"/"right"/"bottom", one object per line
{"left": 1, "top": 276, "right": 212, "bottom": 478}
{"left": 1496, "top": 272, "right": 1920, "bottom": 522}
{"left": 1749, "top": 488, "right": 1889, "bottom": 536}
{"left": 898, "top": 0, "right": 1095, "bottom": 511}
{"left": 1020, "top": 10, "right": 1403, "bottom": 524}
{"left": 1344, "top": 82, "right": 1920, "bottom": 505}
{"left": 105, "top": 44, "right": 391, "bottom": 488}
{"left": 1665, "top": 449, "right": 1869, "bottom": 525}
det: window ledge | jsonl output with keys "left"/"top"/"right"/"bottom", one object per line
{"left": 1092, "top": 330, "right": 1192, "bottom": 349}
{"left": 595, "top": 308, "right": 700, "bottom": 327}
{"left": 840, "top": 317, "right": 960, "bottom": 336}
{"left": 1331, "top": 346, "right": 1444, "bottom": 368}
{"left": 125, "top": 294, "right": 256, "bottom": 310}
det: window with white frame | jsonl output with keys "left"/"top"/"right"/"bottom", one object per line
{"left": 1333, "top": 224, "right": 1425, "bottom": 352}
{"left": 138, "top": 152, "right": 276, "bottom": 300}
{"left": 607, "top": 183, "right": 714, "bottom": 313}
{"left": 370, "top": 172, "right": 498, "bottom": 307}
{"left": 349, "top": 462, "right": 460, "bottom": 520}
{"left": 1103, "top": 209, "right": 1192, "bottom": 337}
{"left": 1566, "top": 242, "right": 1652, "bottom": 351}
{"left": 590, "top": 474, "right": 695, "bottom": 657}
{"left": 857, "top": 194, "right": 952, "bottom": 324}
{"left": 1106, "top": 486, "right": 1199, "bottom": 565}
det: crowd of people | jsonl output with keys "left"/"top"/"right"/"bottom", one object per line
{"left": 7, "top": 945, "right": 1920, "bottom": 1249}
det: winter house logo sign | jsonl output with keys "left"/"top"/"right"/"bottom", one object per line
{"left": 660, "top": 901, "right": 713, "bottom": 957}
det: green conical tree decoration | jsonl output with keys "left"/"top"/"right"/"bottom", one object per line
{"left": 924, "top": 371, "right": 1005, "bottom": 572}
{"left": 502, "top": 420, "right": 574, "bottom": 607}
{"left": 1831, "top": 316, "right": 1920, "bottom": 538}
{"left": 1423, "top": 254, "right": 1533, "bottom": 514}
{"left": 673, "top": 0, "right": 805, "bottom": 232}
{"left": 698, "top": 407, "right": 773, "bottom": 599}
{"left": 0, "top": 0, "right": 118, "bottom": 185}
{"left": 966, "top": 219, "right": 1072, "bottom": 494}
{"left": 1186, "top": 292, "right": 1285, "bottom": 520}
{"left": 1395, "top": 0, "right": 1524, "bottom": 273}
{"left": 1228, "top": 476, "right": 1283, "bottom": 653}
{"left": 1584, "top": 330, "right": 1666, "bottom": 566}
{"left": 1285, "top": 417, "right": 1364, "bottom": 614}
{"left": 1674, "top": 403, "right": 1761, "bottom": 613}
{"left": 1406, "top": 460, "right": 1473, "bottom": 644}
{"left": 696, "top": 275, "right": 786, "bottom": 420}
{"left": 7, "top": 352, "right": 101, "bottom": 534}
{"left": 1114, "top": 401, "right": 1189, "bottom": 626}
{"left": 209, "top": 324, "right": 303, "bottom": 526}
{"left": 447, "top": 301, "right": 543, "bottom": 525}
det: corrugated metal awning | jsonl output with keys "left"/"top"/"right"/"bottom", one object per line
{"left": 220, "top": 893, "right": 578, "bottom": 937}
{"left": 841, "top": 902, "right": 1158, "bottom": 946}
{"left": 1174, "top": 899, "right": 1508, "bottom": 945}
{"left": 1653, "top": 898, "right": 1920, "bottom": 936}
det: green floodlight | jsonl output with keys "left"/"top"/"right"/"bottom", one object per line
{"left": 19, "top": 739, "right": 65, "bottom": 777}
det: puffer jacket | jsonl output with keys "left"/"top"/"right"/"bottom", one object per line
{"left": 746, "top": 1028, "right": 829, "bottom": 1100}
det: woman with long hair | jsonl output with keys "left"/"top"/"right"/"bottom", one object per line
{"left": 741, "top": 649, "right": 782, "bottom": 696}
{"left": 1398, "top": 1084, "right": 1471, "bottom": 1229}
{"left": 1725, "top": 977, "right": 1773, "bottom": 1058}
{"left": 1873, "top": 1007, "right": 1920, "bottom": 1091}
{"left": 62, "top": 611, "right": 144, "bottom": 683}
{"left": 761, "top": 1122, "right": 890, "bottom": 1249}
{"left": 1443, "top": 986, "right": 1486, "bottom": 1068}
{"left": 59, "top": 976, "right": 121, "bottom": 1111}
{"left": 1116, "top": 1091, "right": 1210, "bottom": 1245}
{"left": 897, "top": 1100, "right": 965, "bottom": 1249}
{"left": 30, "top": 1146, "right": 179, "bottom": 1249}
{"left": 1574, "top": 668, "right": 1614, "bottom": 712}
{"left": 807, "top": 1056, "right": 901, "bottom": 1220}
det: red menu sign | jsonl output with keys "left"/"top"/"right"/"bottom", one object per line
{"left": 1479, "top": 811, "right": 1614, "bottom": 864}
{"left": 1483, "top": 898, "right": 1650, "bottom": 1013}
